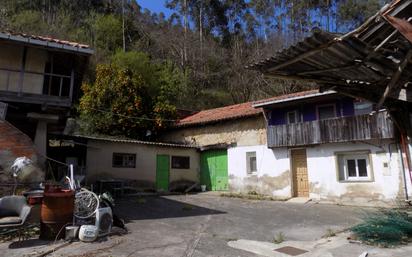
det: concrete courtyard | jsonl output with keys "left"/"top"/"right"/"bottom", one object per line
{"left": 1, "top": 193, "right": 412, "bottom": 257}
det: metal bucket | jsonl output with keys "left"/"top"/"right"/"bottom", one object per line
{"left": 40, "top": 189, "right": 74, "bottom": 240}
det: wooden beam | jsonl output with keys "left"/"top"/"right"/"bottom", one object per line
{"left": 18, "top": 46, "right": 27, "bottom": 96}
{"left": 376, "top": 49, "right": 412, "bottom": 109}
{"left": 297, "top": 65, "right": 355, "bottom": 76}
{"left": 69, "top": 68, "right": 75, "bottom": 102}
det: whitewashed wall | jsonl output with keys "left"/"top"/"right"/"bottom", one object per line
{"left": 228, "top": 145, "right": 292, "bottom": 199}
{"left": 306, "top": 139, "right": 408, "bottom": 206}
{"left": 227, "top": 139, "right": 410, "bottom": 205}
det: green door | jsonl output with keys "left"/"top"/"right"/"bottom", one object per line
{"left": 156, "top": 155, "right": 169, "bottom": 191}
{"left": 200, "top": 150, "right": 228, "bottom": 191}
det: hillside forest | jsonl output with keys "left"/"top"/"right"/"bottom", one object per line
{"left": 0, "top": 0, "right": 384, "bottom": 138}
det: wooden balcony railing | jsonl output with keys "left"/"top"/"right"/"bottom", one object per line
{"left": 0, "top": 68, "right": 74, "bottom": 107}
{"left": 267, "top": 111, "right": 395, "bottom": 147}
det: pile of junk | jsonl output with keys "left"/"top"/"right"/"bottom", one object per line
{"left": 0, "top": 157, "right": 126, "bottom": 242}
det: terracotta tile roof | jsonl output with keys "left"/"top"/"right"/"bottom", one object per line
{"left": 0, "top": 30, "right": 93, "bottom": 54}
{"left": 176, "top": 89, "right": 333, "bottom": 127}
{"left": 176, "top": 101, "right": 262, "bottom": 127}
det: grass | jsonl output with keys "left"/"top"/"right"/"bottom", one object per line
{"left": 273, "top": 232, "right": 285, "bottom": 244}
{"left": 350, "top": 209, "right": 412, "bottom": 247}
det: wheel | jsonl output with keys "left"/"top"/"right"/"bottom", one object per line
{"left": 74, "top": 189, "right": 99, "bottom": 219}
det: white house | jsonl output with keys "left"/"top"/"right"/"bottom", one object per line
{"left": 162, "top": 90, "right": 412, "bottom": 206}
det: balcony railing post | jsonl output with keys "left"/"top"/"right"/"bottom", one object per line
{"left": 69, "top": 68, "right": 74, "bottom": 101}
{"left": 18, "top": 47, "right": 27, "bottom": 96}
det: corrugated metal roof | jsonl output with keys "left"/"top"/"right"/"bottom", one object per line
{"left": 73, "top": 135, "right": 196, "bottom": 148}
{"left": 252, "top": 90, "right": 337, "bottom": 107}
{"left": 0, "top": 30, "right": 93, "bottom": 55}
{"left": 247, "top": 0, "right": 412, "bottom": 103}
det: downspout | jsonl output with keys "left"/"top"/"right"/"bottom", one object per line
{"left": 399, "top": 132, "right": 412, "bottom": 203}
{"left": 397, "top": 143, "right": 409, "bottom": 201}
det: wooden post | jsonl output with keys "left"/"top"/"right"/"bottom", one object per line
{"left": 18, "top": 47, "right": 27, "bottom": 96}
{"left": 69, "top": 68, "right": 74, "bottom": 101}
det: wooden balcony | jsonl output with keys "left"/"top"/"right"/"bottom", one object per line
{"left": 267, "top": 111, "right": 395, "bottom": 147}
{"left": 0, "top": 68, "right": 74, "bottom": 107}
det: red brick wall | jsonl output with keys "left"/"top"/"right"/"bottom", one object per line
{"left": 0, "top": 120, "right": 38, "bottom": 159}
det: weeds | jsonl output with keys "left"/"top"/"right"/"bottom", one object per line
{"left": 273, "top": 232, "right": 285, "bottom": 244}
{"left": 323, "top": 228, "right": 336, "bottom": 238}
{"left": 136, "top": 197, "right": 146, "bottom": 204}
{"left": 220, "top": 192, "right": 286, "bottom": 201}
{"left": 182, "top": 204, "right": 194, "bottom": 211}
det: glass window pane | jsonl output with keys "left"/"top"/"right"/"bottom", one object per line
{"left": 288, "top": 112, "right": 296, "bottom": 124}
{"left": 347, "top": 159, "right": 357, "bottom": 177}
{"left": 358, "top": 159, "right": 368, "bottom": 177}
{"left": 250, "top": 156, "right": 257, "bottom": 172}
{"left": 318, "top": 105, "right": 335, "bottom": 120}
{"left": 171, "top": 156, "right": 190, "bottom": 169}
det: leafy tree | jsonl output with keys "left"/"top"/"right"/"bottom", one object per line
{"left": 79, "top": 51, "right": 185, "bottom": 138}
{"left": 79, "top": 64, "right": 153, "bottom": 138}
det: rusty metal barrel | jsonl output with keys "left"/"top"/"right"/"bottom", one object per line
{"left": 40, "top": 189, "right": 74, "bottom": 240}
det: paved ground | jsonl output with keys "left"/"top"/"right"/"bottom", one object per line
{"left": 0, "top": 193, "right": 407, "bottom": 257}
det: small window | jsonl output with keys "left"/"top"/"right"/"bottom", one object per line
{"left": 317, "top": 104, "right": 336, "bottom": 120}
{"left": 337, "top": 152, "right": 372, "bottom": 181}
{"left": 171, "top": 156, "right": 190, "bottom": 169}
{"left": 112, "top": 153, "right": 136, "bottom": 168}
{"left": 287, "top": 111, "right": 300, "bottom": 124}
{"left": 246, "top": 152, "right": 257, "bottom": 174}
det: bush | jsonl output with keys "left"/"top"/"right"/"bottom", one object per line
{"left": 351, "top": 209, "right": 412, "bottom": 247}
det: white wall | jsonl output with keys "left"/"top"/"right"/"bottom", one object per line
{"left": 306, "top": 140, "right": 409, "bottom": 205}
{"left": 226, "top": 139, "right": 409, "bottom": 205}
{"left": 86, "top": 140, "right": 200, "bottom": 188}
{"left": 228, "top": 145, "right": 292, "bottom": 198}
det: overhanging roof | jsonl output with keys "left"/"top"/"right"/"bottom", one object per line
{"left": 247, "top": 0, "right": 412, "bottom": 104}
{"left": 0, "top": 31, "right": 94, "bottom": 55}
{"left": 73, "top": 134, "right": 196, "bottom": 148}
{"left": 253, "top": 90, "right": 337, "bottom": 108}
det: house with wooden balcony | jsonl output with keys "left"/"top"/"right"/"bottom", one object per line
{"left": 162, "top": 89, "right": 409, "bottom": 206}
{"left": 0, "top": 31, "right": 93, "bottom": 167}
{"left": 251, "top": 89, "right": 408, "bottom": 206}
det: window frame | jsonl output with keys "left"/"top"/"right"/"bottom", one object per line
{"left": 286, "top": 110, "right": 300, "bottom": 124}
{"left": 112, "top": 152, "right": 136, "bottom": 168}
{"left": 246, "top": 151, "right": 257, "bottom": 175}
{"left": 335, "top": 151, "right": 373, "bottom": 182}
{"left": 171, "top": 156, "right": 190, "bottom": 169}
{"left": 316, "top": 104, "right": 336, "bottom": 120}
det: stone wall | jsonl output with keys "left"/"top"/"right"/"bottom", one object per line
{"left": 161, "top": 115, "right": 267, "bottom": 147}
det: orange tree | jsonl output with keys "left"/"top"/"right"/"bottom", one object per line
{"left": 79, "top": 62, "right": 178, "bottom": 139}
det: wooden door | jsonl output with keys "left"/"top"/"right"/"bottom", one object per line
{"left": 156, "top": 155, "right": 169, "bottom": 191}
{"left": 291, "top": 149, "right": 309, "bottom": 197}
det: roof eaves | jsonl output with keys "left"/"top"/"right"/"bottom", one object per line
{"left": 74, "top": 135, "right": 196, "bottom": 148}
{"left": 174, "top": 110, "right": 263, "bottom": 128}
{"left": 0, "top": 32, "right": 94, "bottom": 55}
{"left": 252, "top": 91, "right": 337, "bottom": 108}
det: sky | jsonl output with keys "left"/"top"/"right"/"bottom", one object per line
{"left": 137, "top": 0, "right": 173, "bottom": 17}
